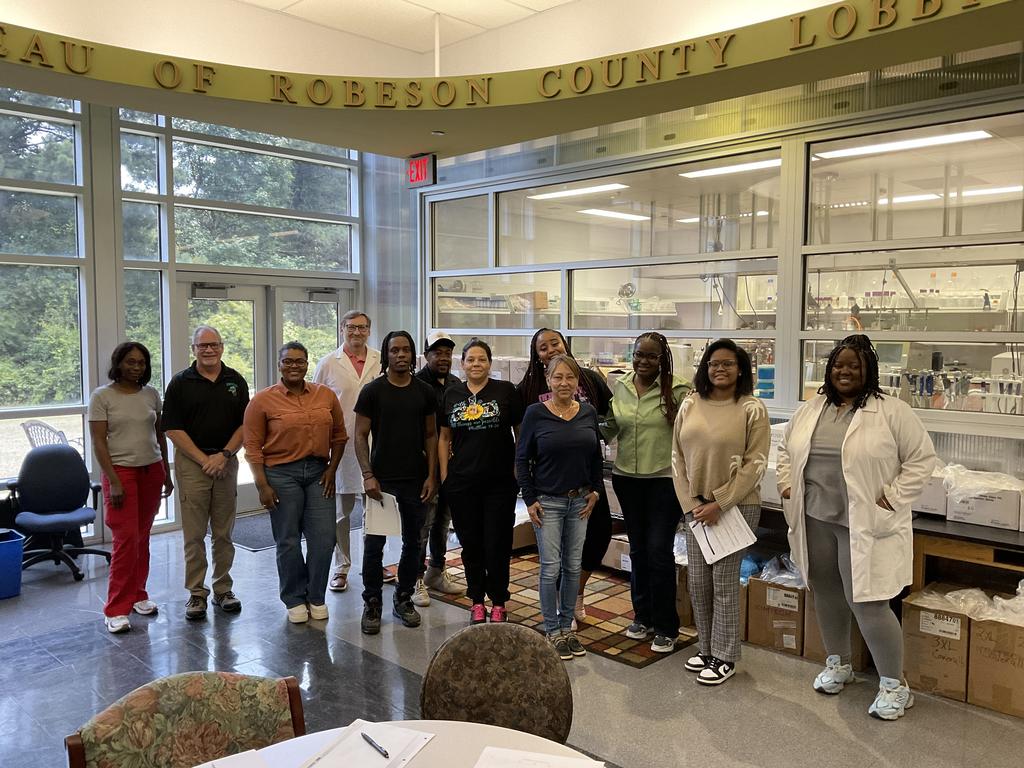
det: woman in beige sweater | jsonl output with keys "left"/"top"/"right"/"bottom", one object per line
{"left": 672, "top": 339, "right": 769, "bottom": 685}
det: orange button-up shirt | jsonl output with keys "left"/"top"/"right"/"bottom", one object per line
{"left": 243, "top": 381, "right": 347, "bottom": 467}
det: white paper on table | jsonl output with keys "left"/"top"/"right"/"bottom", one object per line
{"left": 687, "top": 505, "right": 756, "bottom": 565}
{"left": 472, "top": 746, "right": 604, "bottom": 768}
{"left": 298, "top": 719, "right": 432, "bottom": 768}
{"left": 192, "top": 750, "right": 270, "bottom": 768}
{"left": 365, "top": 493, "right": 402, "bottom": 536}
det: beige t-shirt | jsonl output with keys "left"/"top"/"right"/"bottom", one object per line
{"left": 88, "top": 385, "right": 163, "bottom": 467}
{"left": 671, "top": 393, "right": 770, "bottom": 513}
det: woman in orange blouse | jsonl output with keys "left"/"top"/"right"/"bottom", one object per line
{"left": 243, "top": 341, "right": 347, "bottom": 624}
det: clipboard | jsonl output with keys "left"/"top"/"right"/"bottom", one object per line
{"left": 688, "top": 505, "right": 756, "bottom": 565}
{"left": 365, "top": 492, "right": 402, "bottom": 536}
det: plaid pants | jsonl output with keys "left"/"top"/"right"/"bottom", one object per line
{"left": 683, "top": 504, "right": 760, "bottom": 662}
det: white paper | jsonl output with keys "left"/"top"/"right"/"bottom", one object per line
{"left": 472, "top": 746, "right": 604, "bottom": 768}
{"left": 298, "top": 719, "right": 432, "bottom": 768}
{"left": 920, "top": 610, "right": 962, "bottom": 640}
{"left": 687, "top": 505, "right": 756, "bottom": 565}
{"left": 193, "top": 750, "right": 270, "bottom": 768}
{"left": 365, "top": 493, "right": 402, "bottom": 536}
{"left": 767, "top": 587, "right": 799, "bottom": 612}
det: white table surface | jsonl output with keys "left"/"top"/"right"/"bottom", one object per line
{"left": 260, "top": 719, "right": 587, "bottom": 767}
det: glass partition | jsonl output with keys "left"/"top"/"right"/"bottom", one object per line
{"left": 433, "top": 195, "right": 488, "bottom": 270}
{"left": 433, "top": 271, "right": 560, "bottom": 330}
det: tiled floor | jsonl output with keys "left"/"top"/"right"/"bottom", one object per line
{"left": 2, "top": 528, "right": 1023, "bottom": 768}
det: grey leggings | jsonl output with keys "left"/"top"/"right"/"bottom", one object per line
{"left": 804, "top": 516, "right": 903, "bottom": 679}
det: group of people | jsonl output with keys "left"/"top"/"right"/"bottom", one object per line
{"left": 88, "top": 312, "right": 935, "bottom": 722}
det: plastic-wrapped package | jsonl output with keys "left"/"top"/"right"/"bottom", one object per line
{"left": 673, "top": 530, "right": 688, "bottom": 566}
{"left": 757, "top": 553, "right": 805, "bottom": 587}
{"left": 939, "top": 464, "right": 1024, "bottom": 503}
{"left": 944, "top": 588, "right": 999, "bottom": 620}
{"left": 739, "top": 555, "right": 762, "bottom": 585}
{"left": 991, "top": 579, "right": 1024, "bottom": 626}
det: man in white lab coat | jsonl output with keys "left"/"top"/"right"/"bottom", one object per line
{"left": 312, "top": 310, "right": 382, "bottom": 593}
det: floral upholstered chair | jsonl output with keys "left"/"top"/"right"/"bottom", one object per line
{"left": 420, "top": 622, "right": 573, "bottom": 743}
{"left": 64, "top": 672, "right": 305, "bottom": 768}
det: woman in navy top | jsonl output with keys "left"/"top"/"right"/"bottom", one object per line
{"left": 516, "top": 354, "right": 603, "bottom": 661}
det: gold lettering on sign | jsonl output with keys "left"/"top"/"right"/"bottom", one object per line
{"left": 306, "top": 78, "right": 333, "bottom": 105}
{"left": 601, "top": 57, "right": 626, "bottom": 87}
{"left": 466, "top": 77, "right": 491, "bottom": 105}
{"left": 405, "top": 80, "right": 423, "bottom": 107}
{"left": 376, "top": 80, "right": 398, "bottom": 108}
{"left": 154, "top": 60, "right": 183, "bottom": 89}
{"left": 60, "top": 41, "right": 93, "bottom": 74}
{"left": 0, "top": 26, "right": 10, "bottom": 58}
{"left": 193, "top": 64, "right": 216, "bottom": 93}
{"left": 914, "top": 0, "right": 943, "bottom": 19}
{"left": 344, "top": 80, "right": 365, "bottom": 107}
{"left": 432, "top": 79, "right": 456, "bottom": 107}
{"left": 20, "top": 34, "right": 54, "bottom": 68}
{"left": 672, "top": 43, "right": 696, "bottom": 75}
{"left": 827, "top": 4, "right": 858, "bottom": 39}
{"left": 706, "top": 34, "right": 734, "bottom": 68}
{"left": 539, "top": 68, "right": 561, "bottom": 98}
{"left": 789, "top": 14, "right": 816, "bottom": 50}
{"left": 636, "top": 50, "right": 661, "bottom": 83}
{"left": 569, "top": 65, "right": 593, "bottom": 94}
{"left": 270, "top": 74, "right": 296, "bottom": 103}
{"left": 869, "top": 0, "right": 898, "bottom": 30}
{"left": 960, "top": 0, "right": 981, "bottom": 7}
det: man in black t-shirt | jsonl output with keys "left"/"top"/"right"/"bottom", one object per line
{"left": 162, "top": 325, "right": 250, "bottom": 620}
{"left": 354, "top": 331, "right": 438, "bottom": 634}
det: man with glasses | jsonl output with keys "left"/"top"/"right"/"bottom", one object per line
{"left": 312, "top": 310, "right": 382, "bottom": 594}
{"left": 163, "top": 325, "right": 249, "bottom": 620}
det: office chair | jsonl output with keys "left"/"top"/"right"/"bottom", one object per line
{"left": 8, "top": 444, "right": 110, "bottom": 581}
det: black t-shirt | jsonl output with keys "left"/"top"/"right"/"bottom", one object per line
{"left": 441, "top": 379, "right": 524, "bottom": 492}
{"left": 415, "top": 365, "right": 461, "bottom": 422}
{"left": 354, "top": 375, "right": 437, "bottom": 484}
{"left": 161, "top": 362, "right": 250, "bottom": 453}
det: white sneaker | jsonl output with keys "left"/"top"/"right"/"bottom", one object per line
{"left": 287, "top": 604, "right": 309, "bottom": 624}
{"left": 105, "top": 615, "right": 131, "bottom": 634}
{"left": 869, "top": 676, "right": 914, "bottom": 720}
{"left": 573, "top": 594, "right": 587, "bottom": 622}
{"left": 814, "top": 654, "right": 855, "bottom": 694}
{"left": 424, "top": 566, "right": 465, "bottom": 596}
{"left": 412, "top": 579, "right": 431, "bottom": 607}
{"left": 651, "top": 635, "right": 676, "bottom": 653}
{"left": 132, "top": 600, "right": 158, "bottom": 616}
{"left": 697, "top": 657, "right": 735, "bottom": 685}
{"left": 308, "top": 603, "right": 329, "bottom": 620}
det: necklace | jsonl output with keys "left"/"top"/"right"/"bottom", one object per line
{"left": 550, "top": 400, "right": 578, "bottom": 420}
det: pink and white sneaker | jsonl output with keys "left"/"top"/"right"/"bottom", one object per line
{"left": 470, "top": 603, "right": 487, "bottom": 624}
{"left": 489, "top": 605, "right": 507, "bottom": 622}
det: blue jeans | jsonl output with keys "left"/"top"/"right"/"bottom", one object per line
{"left": 265, "top": 457, "right": 336, "bottom": 609}
{"left": 533, "top": 494, "right": 589, "bottom": 634}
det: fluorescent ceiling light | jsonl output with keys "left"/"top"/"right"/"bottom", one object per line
{"left": 816, "top": 130, "right": 991, "bottom": 159}
{"left": 679, "top": 158, "right": 781, "bottom": 178}
{"left": 527, "top": 183, "right": 628, "bottom": 200}
{"left": 877, "top": 194, "right": 941, "bottom": 205}
{"left": 578, "top": 208, "right": 649, "bottom": 221}
{"left": 676, "top": 217, "right": 700, "bottom": 224}
{"left": 952, "top": 185, "right": 1024, "bottom": 198}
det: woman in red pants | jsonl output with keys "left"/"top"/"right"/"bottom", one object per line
{"left": 89, "top": 342, "right": 173, "bottom": 633}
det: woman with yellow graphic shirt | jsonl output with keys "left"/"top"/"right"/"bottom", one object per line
{"left": 439, "top": 339, "right": 525, "bottom": 624}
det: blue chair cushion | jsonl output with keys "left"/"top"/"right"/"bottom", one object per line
{"left": 16, "top": 507, "right": 95, "bottom": 534}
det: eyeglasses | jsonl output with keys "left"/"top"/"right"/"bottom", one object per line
{"left": 706, "top": 360, "right": 738, "bottom": 370}
{"left": 280, "top": 359, "right": 308, "bottom": 367}
{"left": 344, "top": 324, "right": 370, "bottom": 332}
{"left": 632, "top": 351, "right": 660, "bottom": 361}
{"left": 193, "top": 342, "right": 223, "bottom": 350}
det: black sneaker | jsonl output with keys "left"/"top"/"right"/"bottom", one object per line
{"left": 185, "top": 596, "right": 207, "bottom": 621}
{"left": 212, "top": 591, "right": 241, "bottom": 613}
{"left": 549, "top": 633, "right": 572, "bottom": 661}
{"left": 392, "top": 598, "right": 422, "bottom": 628}
{"left": 685, "top": 652, "right": 712, "bottom": 672}
{"left": 697, "top": 657, "right": 736, "bottom": 685}
{"left": 564, "top": 632, "right": 587, "bottom": 657}
{"left": 361, "top": 598, "right": 382, "bottom": 635}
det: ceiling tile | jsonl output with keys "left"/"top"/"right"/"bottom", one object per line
{"left": 288, "top": 0, "right": 440, "bottom": 52}
{"left": 507, "top": 0, "right": 576, "bottom": 12}
{"left": 406, "top": 1, "right": 533, "bottom": 28}
{"left": 233, "top": 0, "right": 300, "bottom": 10}
{"left": 437, "top": 13, "right": 489, "bottom": 50}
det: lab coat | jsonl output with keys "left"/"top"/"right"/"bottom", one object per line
{"left": 776, "top": 394, "right": 936, "bottom": 603}
{"left": 312, "top": 345, "right": 382, "bottom": 495}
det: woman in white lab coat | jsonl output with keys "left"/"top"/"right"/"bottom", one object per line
{"left": 311, "top": 311, "right": 383, "bottom": 592}
{"left": 776, "top": 334, "right": 935, "bottom": 721}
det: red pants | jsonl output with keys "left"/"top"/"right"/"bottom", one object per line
{"left": 103, "top": 462, "right": 165, "bottom": 617}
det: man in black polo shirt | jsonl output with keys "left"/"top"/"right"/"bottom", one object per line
{"left": 162, "top": 325, "right": 250, "bottom": 620}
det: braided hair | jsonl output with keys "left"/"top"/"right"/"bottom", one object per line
{"left": 634, "top": 332, "right": 679, "bottom": 425}
{"left": 379, "top": 330, "right": 416, "bottom": 377}
{"left": 517, "top": 327, "right": 601, "bottom": 406}
{"left": 819, "top": 333, "right": 883, "bottom": 411}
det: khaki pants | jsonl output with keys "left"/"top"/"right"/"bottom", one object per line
{"left": 176, "top": 453, "right": 238, "bottom": 598}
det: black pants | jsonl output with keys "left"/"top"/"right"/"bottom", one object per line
{"left": 361, "top": 481, "right": 426, "bottom": 604}
{"left": 418, "top": 488, "right": 451, "bottom": 573}
{"left": 580, "top": 490, "right": 612, "bottom": 572}
{"left": 612, "top": 474, "right": 682, "bottom": 637}
{"left": 448, "top": 487, "right": 516, "bottom": 605}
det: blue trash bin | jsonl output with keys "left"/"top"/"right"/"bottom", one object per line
{"left": 0, "top": 529, "right": 25, "bottom": 599}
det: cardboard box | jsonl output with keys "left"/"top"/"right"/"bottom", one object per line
{"left": 739, "top": 582, "right": 747, "bottom": 641}
{"left": 489, "top": 358, "right": 511, "bottom": 382}
{"left": 967, "top": 618, "right": 1024, "bottom": 718}
{"left": 913, "top": 474, "right": 947, "bottom": 517}
{"left": 902, "top": 588, "right": 970, "bottom": 701}
{"left": 947, "top": 490, "right": 1021, "bottom": 531}
{"left": 746, "top": 577, "right": 805, "bottom": 655}
{"left": 600, "top": 533, "right": 631, "bottom": 572}
{"left": 512, "top": 291, "right": 549, "bottom": 311}
{"left": 508, "top": 358, "right": 530, "bottom": 386}
{"left": 804, "top": 590, "right": 871, "bottom": 671}
{"left": 674, "top": 564, "right": 693, "bottom": 628}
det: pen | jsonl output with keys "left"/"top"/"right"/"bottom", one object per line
{"left": 361, "top": 731, "right": 390, "bottom": 759}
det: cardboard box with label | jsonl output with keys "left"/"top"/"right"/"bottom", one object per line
{"left": 804, "top": 590, "right": 871, "bottom": 671}
{"left": 946, "top": 489, "right": 1021, "bottom": 531}
{"left": 912, "top": 474, "right": 948, "bottom": 517}
{"left": 967, "top": 617, "right": 1024, "bottom": 718}
{"left": 902, "top": 587, "right": 970, "bottom": 701}
{"left": 600, "top": 534, "right": 631, "bottom": 572}
{"left": 676, "top": 565, "right": 693, "bottom": 628}
{"left": 746, "top": 577, "right": 805, "bottom": 655}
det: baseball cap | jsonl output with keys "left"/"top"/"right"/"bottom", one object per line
{"left": 425, "top": 331, "right": 456, "bottom": 351}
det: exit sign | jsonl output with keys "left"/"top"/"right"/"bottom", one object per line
{"left": 406, "top": 154, "right": 436, "bottom": 187}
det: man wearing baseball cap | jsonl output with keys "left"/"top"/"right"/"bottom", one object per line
{"left": 413, "top": 331, "right": 466, "bottom": 604}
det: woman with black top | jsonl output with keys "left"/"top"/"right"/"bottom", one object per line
{"left": 439, "top": 339, "right": 524, "bottom": 625}
{"left": 516, "top": 328, "right": 612, "bottom": 629}
{"left": 516, "top": 354, "right": 603, "bottom": 661}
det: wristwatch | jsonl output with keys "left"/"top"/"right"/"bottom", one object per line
{"left": 221, "top": 449, "right": 235, "bottom": 458}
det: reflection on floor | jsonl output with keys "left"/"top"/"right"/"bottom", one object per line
{"left": 1, "top": 529, "right": 1022, "bottom": 768}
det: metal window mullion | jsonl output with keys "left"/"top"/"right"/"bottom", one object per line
{"left": 0, "top": 103, "right": 81, "bottom": 124}
{"left": 0, "top": 252, "right": 83, "bottom": 266}
{"left": 802, "top": 232, "right": 1024, "bottom": 255}
{"left": 0, "top": 177, "right": 82, "bottom": 195}
{"left": 171, "top": 196, "right": 357, "bottom": 225}
{"left": 774, "top": 136, "right": 808, "bottom": 413}
{"left": 170, "top": 130, "right": 359, "bottom": 169}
